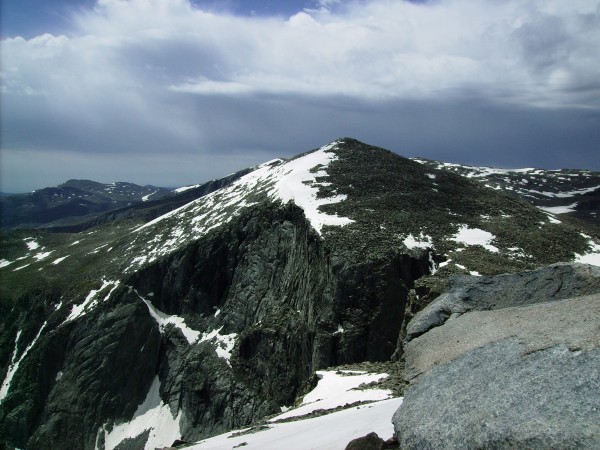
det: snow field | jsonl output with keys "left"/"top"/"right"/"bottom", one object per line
{"left": 271, "top": 370, "right": 392, "bottom": 421}
{"left": 190, "top": 397, "right": 403, "bottom": 450}
{"left": 139, "top": 290, "right": 237, "bottom": 361}
{"left": 100, "top": 367, "right": 399, "bottom": 449}
{"left": 538, "top": 203, "right": 578, "bottom": 214}
{"left": 140, "top": 295, "right": 200, "bottom": 345}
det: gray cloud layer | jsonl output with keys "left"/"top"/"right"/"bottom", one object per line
{"left": 2, "top": 0, "right": 600, "bottom": 191}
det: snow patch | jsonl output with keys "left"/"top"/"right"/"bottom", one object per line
{"left": 428, "top": 251, "right": 437, "bottom": 275}
{"left": 102, "top": 376, "right": 182, "bottom": 450}
{"left": 88, "top": 243, "right": 109, "bottom": 254}
{"left": 574, "top": 239, "right": 600, "bottom": 267}
{"left": 538, "top": 203, "right": 578, "bottom": 214}
{"left": 269, "top": 142, "right": 354, "bottom": 235}
{"left": 0, "top": 259, "right": 12, "bottom": 268}
{"left": 403, "top": 232, "right": 433, "bottom": 250}
{"left": 506, "top": 247, "right": 530, "bottom": 260}
{"left": 200, "top": 327, "right": 237, "bottom": 363}
{"left": 24, "top": 239, "right": 39, "bottom": 250}
{"left": 450, "top": 225, "right": 499, "bottom": 253}
{"left": 142, "top": 190, "right": 157, "bottom": 202}
{"left": 270, "top": 370, "right": 391, "bottom": 422}
{"left": 33, "top": 251, "right": 54, "bottom": 261}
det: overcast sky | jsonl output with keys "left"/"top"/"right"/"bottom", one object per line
{"left": 1, "top": 0, "right": 599, "bottom": 192}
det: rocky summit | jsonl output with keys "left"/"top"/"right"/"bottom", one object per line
{"left": 1, "top": 138, "right": 599, "bottom": 449}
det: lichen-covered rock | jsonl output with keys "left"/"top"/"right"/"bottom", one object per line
{"left": 406, "top": 262, "right": 600, "bottom": 343}
{"left": 393, "top": 264, "right": 600, "bottom": 449}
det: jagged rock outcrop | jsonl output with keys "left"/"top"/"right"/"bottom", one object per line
{"left": 393, "top": 263, "right": 600, "bottom": 449}
{"left": 1, "top": 202, "right": 430, "bottom": 449}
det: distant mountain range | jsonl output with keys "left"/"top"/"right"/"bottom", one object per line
{"left": 2, "top": 153, "right": 598, "bottom": 233}
{"left": 1, "top": 138, "right": 599, "bottom": 449}
{"left": 412, "top": 158, "right": 600, "bottom": 227}
{"left": 0, "top": 179, "right": 173, "bottom": 230}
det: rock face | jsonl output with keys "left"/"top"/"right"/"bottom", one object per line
{"left": 0, "top": 202, "right": 430, "bottom": 449}
{"left": 393, "top": 263, "right": 600, "bottom": 449}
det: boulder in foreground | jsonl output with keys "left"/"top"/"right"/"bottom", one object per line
{"left": 393, "top": 263, "right": 600, "bottom": 449}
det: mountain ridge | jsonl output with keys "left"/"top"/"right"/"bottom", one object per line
{"left": 0, "top": 138, "right": 599, "bottom": 449}
{"left": 0, "top": 179, "right": 173, "bottom": 231}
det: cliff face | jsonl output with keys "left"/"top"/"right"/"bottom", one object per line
{"left": 1, "top": 202, "right": 429, "bottom": 449}
{"left": 1, "top": 139, "right": 598, "bottom": 449}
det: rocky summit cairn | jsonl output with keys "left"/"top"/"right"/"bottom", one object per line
{"left": 392, "top": 263, "right": 600, "bottom": 449}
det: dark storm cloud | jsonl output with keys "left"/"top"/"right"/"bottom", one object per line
{"left": 1, "top": 0, "right": 599, "bottom": 191}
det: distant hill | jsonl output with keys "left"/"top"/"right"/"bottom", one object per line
{"left": 412, "top": 158, "right": 600, "bottom": 228}
{"left": 0, "top": 179, "right": 172, "bottom": 230}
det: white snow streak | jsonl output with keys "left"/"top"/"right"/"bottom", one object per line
{"left": 33, "top": 251, "right": 54, "bottom": 261}
{"left": 142, "top": 190, "right": 157, "bottom": 202}
{"left": 0, "top": 259, "right": 12, "bottom": 268}
{"left": 52, "top": 256, "right": 70, "bottom": 265}
{"left": 66, "top": 280, "right": 119, "bottom": 322}
{"left": 140, "top": 297, "right": 200, "bottom": 345}
{"left": 529, "top": 185, "right": 600, "bottom": 198}
{"left": 173, "top": 184, "right": 200, "bottom": 193}
{"left": 0, "top": 322, "right": 47, "bottom": 403}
